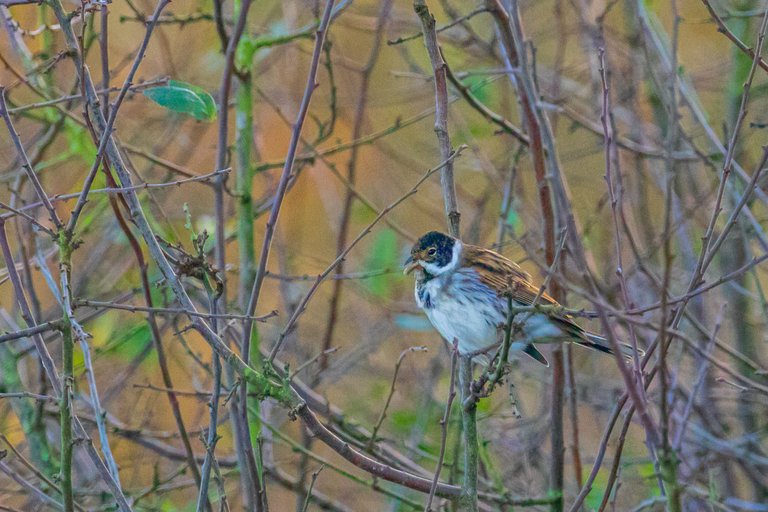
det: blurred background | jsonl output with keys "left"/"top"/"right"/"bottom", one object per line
{"left": 1, "top": 0, "right": 767, "bottom": 510}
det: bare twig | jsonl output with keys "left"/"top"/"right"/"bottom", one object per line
{"left": 369, "top": 346, "right": 427, "bottom": 451}
{"left": 268, "top": 146, "right": 467, "bottom": 363}
{"left": 425, "top": 345, "right": 458, "bottom": 511}
{"left": 415, "top": 0, "right": 460, "bottom": 238}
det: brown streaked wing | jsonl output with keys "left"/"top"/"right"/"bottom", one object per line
{"left": 462, "top": 244, "right": 586, "bottom": 339}
{"left": 461, "top": 245, "right": 556, "bottom": 303}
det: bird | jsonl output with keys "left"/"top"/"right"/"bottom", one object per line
{"left": 403, "top": 231, "right": 635, "bottom": 366}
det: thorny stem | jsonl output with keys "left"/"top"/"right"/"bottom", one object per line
{"left": 58, "top": 236, "right": 74, "bottom": 512}
{"left": 217, "top": 0, "right": 258, "bottom": 506}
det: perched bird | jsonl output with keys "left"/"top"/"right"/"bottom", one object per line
{"left": 403, "top": 231, "right": 633, "bottom": 366}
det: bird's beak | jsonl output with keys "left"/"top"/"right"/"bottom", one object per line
{"left": 403, "top": 255, "right": 420, "bottom": 275}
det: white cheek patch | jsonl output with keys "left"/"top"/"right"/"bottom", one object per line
{"left": 420, "top": 240, "right": 462, "bottom": 276}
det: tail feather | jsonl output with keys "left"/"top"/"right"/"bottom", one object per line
{"left": 523, "top": 344, "right": 550, "bottom": 366}
{"left": 579, "top": 332, "right": 644, "bottom": 360}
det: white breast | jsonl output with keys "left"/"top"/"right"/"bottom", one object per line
{"left": 415, "top": 270, "right": 505, "bottom": 355}
{"left": 415, "top": 268, "right": 568, "bottom": 358}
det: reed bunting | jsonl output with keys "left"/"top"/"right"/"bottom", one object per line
{"left": 404, "top": 231, "right": 633, "bottom": 365}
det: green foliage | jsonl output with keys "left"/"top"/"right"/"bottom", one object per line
{"left": 363, "top": 228, "right": 400, "bottom": 297}
{"left": 236, "top": 21, "right": 313, "bottom": 70}
{"left": 143, "top": 80, "right": 217, "bottom": 121}
{"left": 464, "top": 75, "right": 494, "bottom": 105}
{"left": 584, "top": 465, "right": 608, "bottom": 509}
{"left": 505, "top": 207, "right": 520, "bottom": 234}
{"left": 389, "top": 409, "right": 418, "bottom": 435}
{"left": 96, "top": 320, "right": 153, "bottom": 363}
{"left": 63, "top": 118, "right": 96, "bottom": 161}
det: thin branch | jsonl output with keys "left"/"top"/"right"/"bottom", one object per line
{"left": 66, "top": 0, "right": 172, "bottom": 234}
{"left": 368, "top": 346, "right": 427, "bottom": 451}
{"left": 702, "top": 0, "right": 768, "bottom": 74}
{"left": 267, "top": 146, "right": 467, "bottom": 363}
{"left": 76, "top": 299, "right": 277, "bottom": 323}
{"left": 0, "top": 88, "right": 62, "bottom": 229}
{"left": 415, "top": 0, "right": 460, "bottom": 238}
{"left": 425, "top": 345, "right": 458, "bottom": 511}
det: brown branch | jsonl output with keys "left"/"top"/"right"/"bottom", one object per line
{"left": 415, "top": 0, "right": 460, "bottom": 238}
{"left": 484, "top": 3, "right": 565, "bottom": 508}
{"left": 444, "top": 59, "right": 529, "bottom": 145}
{"left": 701, "top": 0, "right": 768, "bottom": 74}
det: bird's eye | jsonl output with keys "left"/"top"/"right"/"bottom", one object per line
{"left": 427, "top": 247, "right": 437, "bottom": 256}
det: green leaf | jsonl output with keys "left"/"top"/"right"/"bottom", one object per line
{"left": 143, "top": 80, "right": 216, "bottom": 121}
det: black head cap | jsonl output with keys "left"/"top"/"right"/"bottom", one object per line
{"left": 410, "top": 231, "right": 456, "bottom": 267}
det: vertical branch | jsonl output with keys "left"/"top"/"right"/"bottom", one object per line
{"left": 485, "top": 2, "right": 564, "bottom": 508}
{"left": 196, "top": 312, "right": 223, "bottom": 511}
{"left": 238, "top": 1, "right": 335, "bottom": 508}
{"left": 215, "top": 0, "right": 257, "bottom": 507}
{"left": 99, "top": 1, "right": 109, "bottom": 116}
{"left": 658, "top": 2, "right": 681, "bottom": 509}
{"left": 319, "top": 0, "right": 393, "bottom": 381}
{"left": 58, "top": 240, "right": 74, "bottom": 512}
{"left": 458, "top": 359, "right": 478, "bottom": 512}
{"left": 241, "top": 0, "right": 336, "bottom": 362}
{"left": 414, "top": 0, "right": 460, "bottom": 238}
{"left": 413, "top": 1, "right": 470, "bottom": 508}
{"left": 598, "top": 46, "right": 646, "bottom": 388}
{"left": 564, "top": 349, "right": 583, "bottom": 490}
{"left": 235, "top": 74, "right": 256, "bottom": 308}
{"left": 714, "top": 5, "right": 762, "bottom": 496}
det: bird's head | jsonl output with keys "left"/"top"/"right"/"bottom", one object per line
{"left": 403, "top": 231, "right": 460, "bottom": 278}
